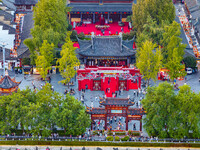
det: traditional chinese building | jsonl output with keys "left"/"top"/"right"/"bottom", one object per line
{"left": 14, "top": 0, "right": 38, "bottom": 12}
{"left": 76, "top": 34, "right": 136, "bottom": 67}
{"left": 0, "top": 71, "right": 21, "bottom": 95}
{"left": 86, "top": 97, "right": 145, "bottom": 131}
{"left": 68, "top": 0, "right": 136, "bottom": 23}
{"left": 76, "top": 34, "right": 140, "bottom": 97}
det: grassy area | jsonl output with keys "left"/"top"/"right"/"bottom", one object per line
{"left": 0, "top": 141, "right": 200, "bottom": 148}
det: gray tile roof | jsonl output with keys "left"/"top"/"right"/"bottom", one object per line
{"left": 175, "top": 16, "right": 191, "bottom": 50}
{"left": 17, "top": 12, "right": 34, "bottom": 58}
{"left": 68, "top": 3, "right": 134, "bottom": 12}
{"left": 0, "top": 21, "right": 15, "bottom": 34}
{"left": 0, "top": 9, "right": 14, "bottom": 22}
{"left": 175, "top": 16, "right": 196, "bottom": 57}
{"left": 185, "top": 0, "right": 198, "bottom": 10}
{"left": 76, "top": 36, "right": 135, "bottom": 57}
{"left": 14, "top": 0, "right": 38, "bottom": 5}
{"left": 0, "top": 75, "right": 20, "bottom": 89}
{"left": 0, "top": 47, "right": 12, "bottom": 60}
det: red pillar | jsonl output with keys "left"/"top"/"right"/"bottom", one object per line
{"left": 126, "top": 116, "right": 128, "bottom": 131}
{"left": 90, "top": 79, "right": 93, "bottom": 91}
{"left": 140, "top": 119, "right": 142, "bottom": 131}
{"left": 105, "top": 115, "right": 107, "bottom": 130}
{"left": 78, "top": 80, "right": 81, "bottom": 91}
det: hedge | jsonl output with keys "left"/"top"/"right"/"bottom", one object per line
{"left": 106, "top": 136, "right": 114, "bottom": 141}
{"left": 0, "top": 141, "right": 200, "bottom": 147}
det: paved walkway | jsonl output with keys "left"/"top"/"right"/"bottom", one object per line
{"left": 0, "top": 146, "right": 199, "bottom": 150}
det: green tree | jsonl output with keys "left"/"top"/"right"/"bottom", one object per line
{"left": 30, "top": 83, "right": 62, "bottom": 136}
{"left": 0, "top": 95, "right": 12, "bottom": 134}
{"left": 6, "top": 88, "right": 36, "bottom": 133}
{"left": 142, "top": 82, "right": 177, "bottom": 138}
{"left": 24, "top": 38, "right": 37, "bottom": 65}
{"left": 161, "top": 21, "right": 185, "bottom": 62}
{"left": 183, "top": 56, "right": 197, "bottom": 69}
{"left": 24, "top": 0, "right": 69, "bottom": 65}
{"left": 52, "top": 94, "right": 90, "bottom": 136}
{"left": 57, "top": 32, "right": 80, "bottom": 84}
{"left": 36, "top": 40, "right": 54, "bottom": 80}
{"left": 132, "top": 0, "right": 175, "bottom": 33}
{"left": 164, "top": 43, "right": 186, "bottom": 82}
{"left": 33, "top": 0, "right": 68, "bottom": 41}
{"left": 136, "top": 40, "right": 162, "bottom": 86}
{"left": 175, "top": 85, "right": 200, "bottom": 138}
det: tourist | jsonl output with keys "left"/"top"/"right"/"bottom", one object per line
{"left": 95, "top": 96, "right": 98, "bottom": 101}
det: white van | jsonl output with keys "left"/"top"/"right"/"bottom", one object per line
{"left": 186, "top": 68, "right": 192, "bottom": 75}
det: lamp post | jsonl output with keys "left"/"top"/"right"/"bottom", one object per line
{"left": 0, "top": 42, "right": 7, "bottom": 76}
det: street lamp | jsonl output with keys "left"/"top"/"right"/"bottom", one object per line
{"left": 0, "top": 42, "right": 8, "bottom": 76}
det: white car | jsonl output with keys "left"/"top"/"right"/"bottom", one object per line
{"left": 186, "top": 68, "right": 192, "bottom": 75}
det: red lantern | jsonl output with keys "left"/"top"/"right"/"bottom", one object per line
{"left": 87, "top": 12, "right": 89, "bottom": 14}
{"left": 77, "top": 12, "right": 80, "bottom": 14}
{"left": 124, "top": 12, "right": 127, "bottom": 14}
{"left": 114, "top": 12, "right": 116, "bottom": 14}
{"left": 95, "top": 12, "right": 98, "bottom": 14}
{"left": 105, "top": 12, "right": 108, "bottom": 14}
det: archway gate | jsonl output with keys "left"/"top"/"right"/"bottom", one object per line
{"left": 86, "top": 97, "right": 146, "bottom": 131}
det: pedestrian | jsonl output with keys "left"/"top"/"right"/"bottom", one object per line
{"left": 119, "top": 89, "right": 121, "bottom": 95}
{"left": 95, "top": 96, "right": 98, "bottom": 101}
{"left": 115, "top": 92, "right": 117, "bottom": 97}
{"left": 137, "top": 91, "right": 139, "bottom": 97}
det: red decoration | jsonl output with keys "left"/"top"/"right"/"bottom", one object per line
{"left": 124, "top": 12, "right": 127, "bottom": 14}
{"left": 77, "top": 12, "right": 80, "bottom": 14}
{"left": 114, "top": 12, "right": 117, "bottom": 14}
{"left": 105, "top": 12, "right": 108, "bottom": 14}
{"left": 95, "top": 12, "right": 98, "bottom": 14}
{"left": 87, "top": 12, "right": 89, "bottom": 14}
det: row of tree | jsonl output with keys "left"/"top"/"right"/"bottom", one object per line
{"left": 24, "top": 0, "right": 79, "bottom": 84}
{"left": 132, "top": 0, "right": 187, "bottom": 85}
{"left": 0, "top": 84, "right": 90, "bottom": 136}
{"left": 142, "top": 82, "right": 200, "bottom": 139}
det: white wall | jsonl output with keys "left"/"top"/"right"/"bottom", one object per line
{"left": 0, "top": 25, "right": 15, "bottom": 49}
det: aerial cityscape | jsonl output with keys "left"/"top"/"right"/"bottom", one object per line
{"left": 0, "top": 0, "right": 200, "bottom": 149}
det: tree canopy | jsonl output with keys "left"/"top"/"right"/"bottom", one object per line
{"left": 24, "top": 0, "right": 69, "bottom": 66}
{"left": 136, "top": 40, "right": 162, "bottom": 86}
{"left": 36, "top": 40, "right": 54, "bottom": 80}
{"left": 132, "top": 0, "right": 175, "bottom": 33}
{"left": 183, "top": 56, "right": 197, "bottom": 69}
{"left": 57, "top": 32, "right": 80, "bottom": 84}
{"left": 142, "top": 82, "right": 200, "bottom": 138}
{"left": 0, "top": 84, "right": 90, "bottom": 136}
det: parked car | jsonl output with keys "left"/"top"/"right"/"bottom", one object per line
{"left": 186, "top": 68, "right": 192, "bottom": 75}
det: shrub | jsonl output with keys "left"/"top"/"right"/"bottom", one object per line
{"left": 78, "top": 32, "right": 85, "bottom": 39}
{"left": 115, "top": 136, "right": 120, "bottom": 141}
{"left": 106, "top": 136, "right": 114, "bottom": 141}
{"left": 121, "top": 136, "right": 129, "bottom": 141}
{"left": 115, "top": 132, "right": 126, "bottom": 136}
{"left": 128, "top": 130, "right": 140, "bottom": 136}
{"left": 70, "top": 30, "right": 78, "bottom": 42}
{"left": 107, "top": 130, "right": 112, "bottom": 136}
{"left": 67, "top": 24, "right": 73, "bottom": 31}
